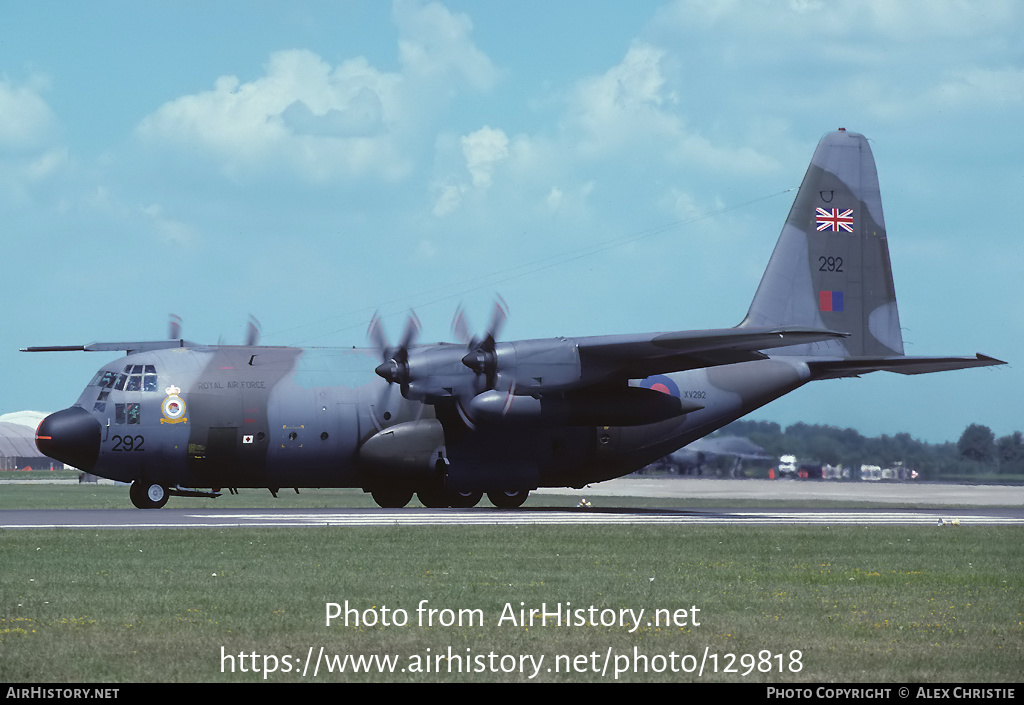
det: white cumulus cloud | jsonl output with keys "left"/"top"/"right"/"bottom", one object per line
{"left": 0, "top": 78, "right": 61, "bottom": 153}
{"left": 134, "top": 0, "right": 495, "bottom": 184}
{"left": 462, "top": 126, "right": 509, "bottom": 188}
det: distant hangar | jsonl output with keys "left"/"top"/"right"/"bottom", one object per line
{"left": 0, "top": 420, "right": 61, "bottom": 471}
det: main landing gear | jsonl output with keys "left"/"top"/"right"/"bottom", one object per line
{"left": 486, "top": 489, "right": 529, "bottom": 509}
{"left": 368, "top": 486, "right": 528, "bottom": 509}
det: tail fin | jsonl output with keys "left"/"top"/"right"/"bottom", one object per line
{"left": 740, "top": 128, "right": 903, "bottom": 357}
{"left": 741, "top": 128, "right": 1004, "bottom": 376}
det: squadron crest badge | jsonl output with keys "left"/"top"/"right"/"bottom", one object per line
{"left": 161, "top": 385, "right": 188, "bottom": 424}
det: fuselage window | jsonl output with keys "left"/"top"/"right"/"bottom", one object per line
{"left": 115, "top": 403, "right": 141, "bottom": 425}
{"left": 143, "top": 375, "right": 158, "bottom": 392}
{"left": 126, "top": 376, "right": 142, "bottom": 392}
{"left": 114, "top": 374, "right": 128, "bottom": 391}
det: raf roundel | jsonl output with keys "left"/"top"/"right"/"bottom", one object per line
{"left": 161, "top": 385, "right": 187, "bottom": 424}
{"left": 639, "top": 374, "right": 680, "bottom": 398}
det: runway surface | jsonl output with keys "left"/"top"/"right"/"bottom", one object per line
{"left": 2, "top": 478, "right": 1023, "bottom": 529}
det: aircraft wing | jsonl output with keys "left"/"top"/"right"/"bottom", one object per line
{"left": 22, "top": 341, "right": 190, "bottom": 354}
{"left": 575, "top": 326, "right": 849, "bottom": 380}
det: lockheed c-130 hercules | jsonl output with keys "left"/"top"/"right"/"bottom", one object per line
{"left": 26, "top": 129, "right": 1004, "bottom": 509}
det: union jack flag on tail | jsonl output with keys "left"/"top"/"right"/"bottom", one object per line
{"left": 815, "top": 207, "right": 854, "bottom": 232}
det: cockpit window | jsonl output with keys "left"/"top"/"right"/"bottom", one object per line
{"left": 92, "top": 365, "right": 157, "bottom": 392}
{"left": 91, "top": 370, "right": 117, "bottom": 388}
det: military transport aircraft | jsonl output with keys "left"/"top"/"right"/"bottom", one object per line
{"left": 26, "top": 129, "right": 1004, "bottom": 509}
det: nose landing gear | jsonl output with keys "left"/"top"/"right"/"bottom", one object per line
{"left": 129, "top": 481, "right": 168, "bottom": 509}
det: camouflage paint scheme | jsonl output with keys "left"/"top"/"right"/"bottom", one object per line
{"left": 29, "top": 130, "right": 1003, "bottom": 509}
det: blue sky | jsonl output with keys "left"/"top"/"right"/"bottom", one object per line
{"left": 3, "top": 0, "right": 1020, "bottom": 444}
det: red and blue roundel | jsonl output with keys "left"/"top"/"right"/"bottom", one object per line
{"left": 640, "top": 375, "right": 680, "bottom": 397}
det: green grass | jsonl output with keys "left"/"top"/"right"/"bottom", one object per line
{"left": 1, "top": 524, "right": 1021, "bottom": 683}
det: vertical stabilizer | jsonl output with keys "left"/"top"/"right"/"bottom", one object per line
{"left": 741, "top": 129, "right": 904, "bottom": 357}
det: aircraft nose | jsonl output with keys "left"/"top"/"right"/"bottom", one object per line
{"left": 35, "top": 406, "right": 101, "bottom": 472}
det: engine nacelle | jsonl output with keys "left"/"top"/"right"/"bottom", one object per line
{"left": 493, "top": 338, "right": 582, "bottom": 393}
{"left": 392, "top": 338, "right": 586, "bottom": 402}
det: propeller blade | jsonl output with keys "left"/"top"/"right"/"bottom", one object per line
{"left": 451, "top": 305, "right": 472, "bottom": 347}
{"left": 168, "top": 314, "right": 182, "bottom": 340}
{"left": 367, "top": 311, "right": 388, "bottom": 359}
{"left": 452, "top": 297, "right": 508, "bottom": 351}
{"left": 398, "top": 311, "right": 421, "bottom": 353}
{"left": 484, "top": 296, "right": 508, "bottom": 347}
{"left": 245, "top": 315, "right": 261, "bottom": 346}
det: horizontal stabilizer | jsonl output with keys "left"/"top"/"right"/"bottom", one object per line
{"left": 808, "top": 354, "right": 1005, "bottom": 379}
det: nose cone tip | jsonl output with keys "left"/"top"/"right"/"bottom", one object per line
{"left": 36, "top": 406, "right": 101, "bottom": 472}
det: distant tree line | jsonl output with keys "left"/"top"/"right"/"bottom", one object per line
{"left": 718, "top": 420, "right": 1024, "bottom": 479}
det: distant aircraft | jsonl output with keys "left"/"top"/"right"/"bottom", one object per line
{"left": 649, "top": 435, "right": 772, "bottom": 476}
{"left": 25, "top": 129, "right": 1004, "bottom": 509}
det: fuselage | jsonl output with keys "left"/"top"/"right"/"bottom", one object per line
{"left": 37, "top": 343, "right": 812, "bottom": 497}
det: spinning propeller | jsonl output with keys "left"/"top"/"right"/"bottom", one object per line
{"left": 365, "top": 301, "right": 515, "bottom": 429}
{"left": 369, "top": 311, "right": 421, "bottom": 389}
{"left": 367, "top": 311, "right": 423, "bottom": 430}
{"left": 452, "top": 297, "right": 508, "bottom": 390}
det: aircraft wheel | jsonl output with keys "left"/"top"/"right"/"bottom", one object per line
{"left": 487, "top": 489, "right": 529, "bottom": 509}
{"left": 371, "top": 487, "right": 414, "bottom": 508}
{"left": 450, "top": 490, "right": 482, "bottom": 508}
{"left": 416, "top": 487, "right": 451, "bottom": 508}
{"left": 130, "top": 481, "right": 168, "bottom": 509}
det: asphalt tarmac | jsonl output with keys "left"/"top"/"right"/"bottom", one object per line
{"left": 2, "top": 477, "right": 1022, "bottom": 529}
{"left": 536, "top": 477, "right": 1024, "bottom": 505}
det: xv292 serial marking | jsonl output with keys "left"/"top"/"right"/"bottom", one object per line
{"left": 25, "top": 130, "right": 1004, "bottom": 509}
